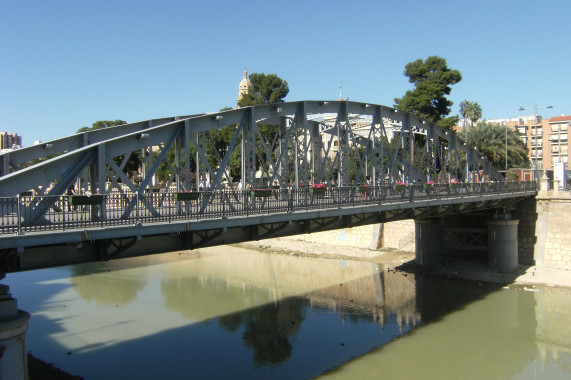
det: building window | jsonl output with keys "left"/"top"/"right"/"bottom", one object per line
{"left": 552, "top": 125, "right": 559, "bottom": 133}
{"left": 561, "top": 124, "right": 568, "bottom": 132}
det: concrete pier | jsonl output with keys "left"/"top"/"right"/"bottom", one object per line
{"left": 487, "top": 214, "right": 519, "bottom": 272}
{"left": 0, "top": 282, "right": 30, "bottom": 380}
{"left": 414, "top": 218, "right": 442, "bottom": 266}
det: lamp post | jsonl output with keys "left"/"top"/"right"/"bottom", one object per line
{"left": 465, "top": 122, "right": 469, "bottom": 182}
{"left": 518, "top": 104, "right": 553, "bottom": 181}
{"left": 505, "top": 125, "right": 508, "bottom": 172}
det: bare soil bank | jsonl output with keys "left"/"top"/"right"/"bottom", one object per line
{"left": 237, "top": 238, "right": 571, "bottom": 292}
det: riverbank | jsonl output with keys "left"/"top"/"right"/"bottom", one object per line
{"left": 237, "top": 237, "right": 571, "bottom": 291}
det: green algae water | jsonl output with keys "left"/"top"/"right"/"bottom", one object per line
{"left": 6, "top": 246, "right": 571, "bottom": 379}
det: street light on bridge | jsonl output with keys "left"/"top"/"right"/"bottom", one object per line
{"left": 518, "top": 104, "right": 553, "bottom": 180}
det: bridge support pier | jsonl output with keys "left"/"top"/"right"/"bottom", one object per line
{"left": 0, "top": 276, "right": 30, "bottom": 380}
{"left": 414, "top": 218, "right": 442, "bottom": 266}
{"left": 487, "top": 214, "right": 519, "bottom": 272}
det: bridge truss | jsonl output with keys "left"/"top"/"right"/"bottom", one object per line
{"left": 0, "top": 101, "right": 503, "bottom": 224}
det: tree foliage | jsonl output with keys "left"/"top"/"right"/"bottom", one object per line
{"left": 237, "top": 73, "right": 289, "bottom": 107}
{"left": 459, "top": 100, "right": 482, "bottom": 127}
{"left": 394, "top": 56, "right": 462, "bottom": 128}
{"left": 76, "top": 120, "right": 127, "bottom": 133}
{"left": 467, "top": 122, "right": 530, "bottom": 169}
{"left": 237, "top": 73, "right": 289, "bottom": 174}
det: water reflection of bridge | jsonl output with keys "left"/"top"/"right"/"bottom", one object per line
{"left": 305, "top": 270, "right": 419, "bottom": 330}
{"left": 159, "top": 246, "right": 419, "bottom": 326}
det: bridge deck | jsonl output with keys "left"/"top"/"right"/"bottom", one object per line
{"left": 1, "top": 182, "right": 536, "bottom": 251}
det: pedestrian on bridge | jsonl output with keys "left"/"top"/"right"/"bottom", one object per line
{"left": 66, "top": 183, "right": 76, "bottom": 211}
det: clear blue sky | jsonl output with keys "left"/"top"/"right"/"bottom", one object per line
{"left": 1, "top": 0, "right": 569, "bottom": 145}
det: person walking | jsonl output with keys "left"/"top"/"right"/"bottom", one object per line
{"left": 66, "top": 183, "right": 76, "bottom": 211}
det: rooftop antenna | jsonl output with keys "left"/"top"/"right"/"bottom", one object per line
{"left": 339, "top": 83, "right": 343, "bottom": 101}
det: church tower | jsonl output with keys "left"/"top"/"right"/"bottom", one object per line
{"left": 237, "top": 67, "right": 252, "bottom": 105}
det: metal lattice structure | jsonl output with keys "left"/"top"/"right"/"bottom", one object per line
{"left": 0, "top": 101, "right": 504, "bottom": 226}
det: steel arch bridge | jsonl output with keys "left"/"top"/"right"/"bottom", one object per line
{"left": 0, "top": 101, "right": 536, "bottom": 272}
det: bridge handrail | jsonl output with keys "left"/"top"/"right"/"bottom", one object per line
{"left": 0, "top": 181, "right": 537, "bottom": 236}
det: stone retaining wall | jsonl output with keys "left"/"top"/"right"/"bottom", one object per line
{"left": 280, "top": 219, "right": 416, "bottom": 252}
{"left": 381, "top": 219, "right": 416, "bottom": 251}
{"left": 511, "top": 197, "right": 539, "bottom": 265}
{"left": 534, "top": 195, "right": 571, "bottom": 270}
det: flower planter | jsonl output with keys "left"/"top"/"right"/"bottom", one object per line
{"left": 423, "top": 185, "right": 434, "bottom": 192}
{"left": 310, "top": 188, "right": 326, "bottom": 196}
{"left": 174, "top": 192, "right": 200, "bottom": 201}
{"left": 251, "top": 190, "right": 272, "bottom": 197}
{"left": 356, "top": 186, "right": 371, "bottom": 193}
{"left": 68, "top": 195, "right": 103, "bottom": 206}
{"left": 448, "top": 184, "right": 460, "bottom": 193}
{"left": 392, "top": 185, "right": 406, "bottom": 192}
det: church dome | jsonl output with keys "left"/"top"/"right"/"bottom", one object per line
{"left": 238, "top": 68, "right": 252, "bottom": 103}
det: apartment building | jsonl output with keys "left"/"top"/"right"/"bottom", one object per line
{"left": 507, "top": 115, "right": 570, "bottom": 172}
{"left": 0, "top": 132, "right": 22, "bottom": 150}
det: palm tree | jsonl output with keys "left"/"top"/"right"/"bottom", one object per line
{"left": 459, "top": 100, "right": 471, "bottom": 129}
{"left": 459, "top": 100, "right": 482, "bottom": 129}
{"left": 459, "top": 100, "right": 483, "bottom": 179}
{"left": 468, "top": 122, "right": 530, "bottom": 170}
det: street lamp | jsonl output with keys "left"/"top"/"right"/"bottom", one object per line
{"left": 518, "top": 104, "right": 554, "bottom": 180}
{"left": 505, "top": 126, "right": 508, "bottom": 172}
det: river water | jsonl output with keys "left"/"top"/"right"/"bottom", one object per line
{"left": 6, "top": 246, "right": 571, "bottom": 379}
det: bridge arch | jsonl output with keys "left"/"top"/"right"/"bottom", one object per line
{"left": 0, "top": 100, "right": 502, "bottom": 200}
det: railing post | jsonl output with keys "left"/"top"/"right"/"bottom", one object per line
{"left": 135, "top": 191, "right": 140, "bottom": 226}
{"left": 100, "top": 195, "right": 104, "bottom": 229}
{"left": 16, "top": 195, "right": 22, "bottom": 235}
{"left": 222, "top": 189, "right": 226, "bottom": 218}
{"left": 62, "top": 195, "right": 66, "bottom": 232}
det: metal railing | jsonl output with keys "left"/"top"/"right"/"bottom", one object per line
{"left": 0, "top": 182, "right": 537, "bottom": 236}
